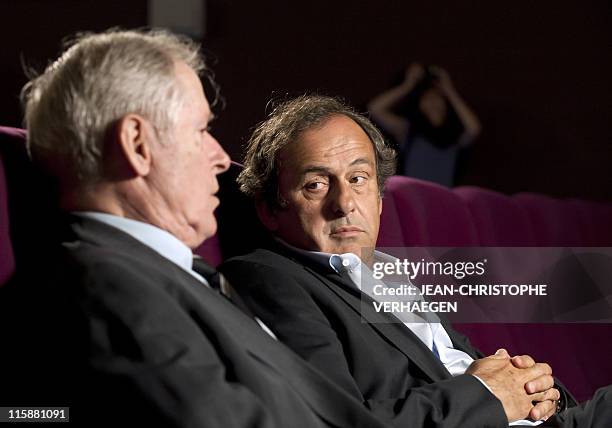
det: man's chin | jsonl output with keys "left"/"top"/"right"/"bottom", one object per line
{"left": 187, "top": 219, "right": 217, "bottom": 250}
{"left": 329, "top": 242, "right": 375, "bottom": 259}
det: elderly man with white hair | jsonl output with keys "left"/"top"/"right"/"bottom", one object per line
{"left": 0, "top": 29, "right": 391, "bottom": 428}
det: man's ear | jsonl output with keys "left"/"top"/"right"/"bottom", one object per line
{"left": 255, "top": 200, "right": 279, "bottom": 232}
{"left": 116, "top": 114, "right": 153, "bottom": 177}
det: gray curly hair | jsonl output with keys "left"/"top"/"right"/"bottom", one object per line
{"left": 238, "top": 94, "right": 396, "bottom": 209}
{"left": 22, "top": 28, "right": 213, "bottom": 185}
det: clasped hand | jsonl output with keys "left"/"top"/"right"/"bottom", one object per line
{"left": 466, "top": 348, "right": 560, "bottom": 422}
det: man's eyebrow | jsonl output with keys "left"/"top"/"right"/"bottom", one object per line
{"left": 299, "top": 158, "right": 374, "bottom": 177}
{"left": 349, "top": 157, "right": 374, "bottom": 167}
{"left": 300, "top": 166, "right": 331, "bottom": 176}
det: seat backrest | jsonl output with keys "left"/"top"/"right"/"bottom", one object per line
{"left": 377, "top": 173, "right": 612, "bottom": 402}
{"left": 514, "top": 192, "right": 586, "bottom": 246}
{"left": 380, "top": 176, "right": 479, "bottom": 246}
{"left": 454, "top": 186, "right": 537, "bottom": 246}
{"left": 0, "top": 126, "right": 63, "bottom": 287}
{"left": 0, "top": 141, "right": 15, "bottom": 285}
{"left": 380, "top": 176, "right": 612, "bottom": 249}
{"left": 568, "top": 199, "right": 612, "bottom": 246}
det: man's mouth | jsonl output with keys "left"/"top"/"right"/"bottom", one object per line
{"left": 330, "top": 226, "right": 364, "bottom": 237}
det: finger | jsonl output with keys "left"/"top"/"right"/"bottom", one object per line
{"left": 511, "top": 354, "right": 536, "bottom": 369}
{"left": 478, "top": 349, "right": 508, "bottom": 361}
{"left": 524, "top": 362, "right": 552, "bottom": 381}
{"left": 493, "top": 348, "right": 510, "bottom": 359}
{"left": 466, "top": 356, "right": 503, "bottom": 374}
{"left": 525, "top": 374, "right": 555, "bottom": 394}
{"left": 529, "top": 399, "right": 556, "bottom": 421}
{"left": 530, "top": 387, "right": 561, "bottom": 404}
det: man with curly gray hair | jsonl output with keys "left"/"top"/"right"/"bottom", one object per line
{"left": 3, "top": 30, "right": 391, "bottom": 428}
{"left": 220, "top": 95, "right": 577, "bottom": 427}
{"left": 238, "top": 95, "right": 396, "bottom": 214}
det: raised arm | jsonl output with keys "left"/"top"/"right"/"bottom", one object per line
{"left": 368, "top": 63, "right": 426, "bottom": 144}
{"left": 430, "top": 66, "right": 482, "bottom": 147}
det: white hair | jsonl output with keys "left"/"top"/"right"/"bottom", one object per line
{"left": 22, "top": 28, "right": 208, "bottom": 183}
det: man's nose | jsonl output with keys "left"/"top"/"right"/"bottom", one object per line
{"left": 210, "top": 135, "right": 231, "bottom": 174}
{"left": 329, "top": 181, "right": 356, "bottom": 217}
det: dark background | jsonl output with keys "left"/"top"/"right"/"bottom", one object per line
{"left": 2, "top": 0, "right": 610, "bottom": 200}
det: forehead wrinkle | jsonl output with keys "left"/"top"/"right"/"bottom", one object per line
{"left": 300, "top": 166, "right": 331, "bottom": 176}
{"left": 349, "top": 157, "right": 374, "bottom": 168}
{"left": 280, "top": 116, "right": 376, "bottom": 180}
{"left": 298, "top": 139, "right": 370, "bottom": 166}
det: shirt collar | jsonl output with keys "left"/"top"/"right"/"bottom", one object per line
{"left": 74, "top": 211, "right": 195, "bottom": 274}
{"left": 275, "top": 238, "right": 392, "bottom": 274}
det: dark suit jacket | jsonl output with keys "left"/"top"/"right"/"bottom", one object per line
{"left": 221, "top": 245, "right": 573, "bottom": 428}
{"left": 0, "top": 216, "right": 389, "bottom": 428}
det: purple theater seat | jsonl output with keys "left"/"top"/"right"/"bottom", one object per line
{"left": 380, "top": 175, "right": 612, "bottom": 401}
{"left": 377, "top": 185, "right": 406, "bottom": 247}
{"left": 195, "top": 233, "right": 223, "bottom": 267}
{"left": 515, "top": 193, "right": 585, "bottom": 246}
{"left": 569, "top": 199, "right": 612, "bottom": 247}
{"left": 0, "top": 126, "right": 27, "bottom": 141}
{"left": 454, "top": 186, "right": 537, "bottom": 246}
{"left": 0, "top": 148, "right": 15, "bottom": 286}
{"left": 382, "top": 176, "right": 478, "bottom": 246}
{"left": 0, "top": 126, "right": 29, "bottom": 287}
{"left": 591, "top": 203, "right": 612, "bottom": 245}
{"left": 381, "top": 178, "right": 524, "bottom": 391}
{"left": 458, "top": 323, "right": 612, "bottom": 403}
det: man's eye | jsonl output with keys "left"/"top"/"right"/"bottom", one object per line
{"left": 351, "top": 175, "right": 367, "bottom": 184}
{"left": 305, "top": 181, "right": 326, "bottom": 191}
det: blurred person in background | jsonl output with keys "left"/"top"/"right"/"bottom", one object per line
{"left": 369, "top": 63, "right": 481, "bottom": 186}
